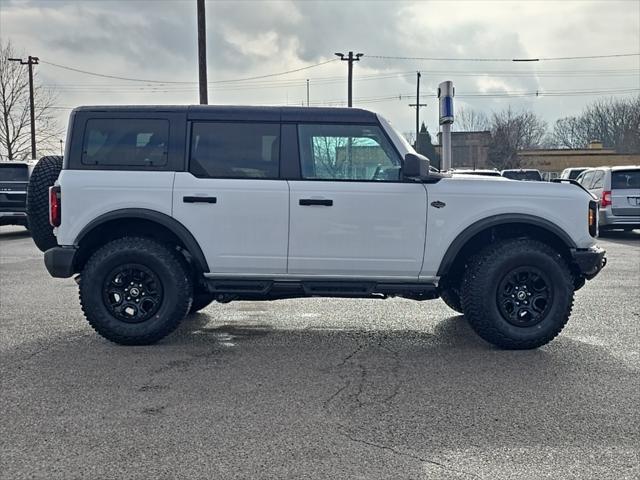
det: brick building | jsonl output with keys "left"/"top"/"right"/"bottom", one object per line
{"left": 517, "top": 142, "right": 640, "bottom": 175}
{"left": 435, "top": 131, "right": 491, "bottom": 170}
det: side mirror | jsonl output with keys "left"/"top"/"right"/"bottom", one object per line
{"left": 403, "top": 153, "right": 431, "bottom": 180}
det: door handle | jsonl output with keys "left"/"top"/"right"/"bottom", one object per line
{"left": 299, "top": 198, "right": 333, "bottom": 206}
{"left": 183, "top": 196, "right": 217, "bottom": 204}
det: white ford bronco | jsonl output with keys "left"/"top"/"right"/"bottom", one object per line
{"left": 28, "top": 106, "right": 606, "bottom": 349}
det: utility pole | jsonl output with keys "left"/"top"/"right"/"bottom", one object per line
{"left": 408, "top": 71, "right": 427, "bottom": 146}
{"left": 334, "top": 51, "right": 363, "bottom": 107}
{"left": 306, "top": 79, "right": 310, "bottom": 107}
{"left": 196, "top": 0, "right": 208, "bottom": 104}
{"left": 8, "top": 56, "right": 39, "bottom": 159}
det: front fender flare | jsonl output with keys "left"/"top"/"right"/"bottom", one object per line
{"left": 436, "top": 213, "right": 577, "bottom": 277}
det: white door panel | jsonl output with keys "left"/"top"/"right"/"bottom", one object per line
{"left": 288, "top": 181, "right": 428, "bottom": 276}
{"left": 173, "top": 173, "right": 289, "bottom": 274}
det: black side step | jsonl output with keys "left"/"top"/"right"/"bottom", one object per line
{"left": 301, "top": 281, "right": 376, "bottom": 296}
{"left": 203, "top": 278, "right": 439, "bottom": 301}
{"left": 206, "top": 280, "right": 272, "bottom": 294}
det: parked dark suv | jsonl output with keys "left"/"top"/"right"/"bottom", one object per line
{"left": 0, "top": 161, "right": 32, "bottom": 228}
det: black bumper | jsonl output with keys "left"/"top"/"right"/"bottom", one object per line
{"left": 572, "top": 246, "right": 607, "bottom": 280}
{"left": 44, "top": 246, "right": 77, "bottom": 278}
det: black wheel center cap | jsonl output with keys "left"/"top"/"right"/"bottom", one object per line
{"left": 517, "top": 290, "right": 527, "bottom": 300}
{"left": 130, "top": 287, "right": 140, "bottom": 297}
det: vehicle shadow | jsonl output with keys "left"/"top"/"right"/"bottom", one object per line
{"left": 0, "top": 226, "right": 31, "bottom": 240}
{"left": 598, "top": 228, "right": 640, "bottom": 245}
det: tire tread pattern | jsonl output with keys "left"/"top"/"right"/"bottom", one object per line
{"left": 461, "top": 238, "right": 574, "bottom": 349}
{"left": 26, "top": 155, "right": 63, "bottom": 252}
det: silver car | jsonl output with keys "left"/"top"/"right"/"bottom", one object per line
{"left": 577, "top": 166, "right": 640, "bottom": 231}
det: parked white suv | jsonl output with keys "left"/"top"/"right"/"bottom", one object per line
{"left": 577, "top": 166, "right": 640, "bottom": 231}
{"left": 28, "top": 106, "right": 606, "bottom": 349}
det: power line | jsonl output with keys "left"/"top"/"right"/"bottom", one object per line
{"left": 308, "top": 87, "right": 640, "bottom": 106}
{"left": 39, "top": 58, "right": 339, "bottom": 85}
{"left": 366, "top": 52, "right": 640, "bottom": 62}
{"left": 47, "top": 85, "right": 639, "bottom": 112}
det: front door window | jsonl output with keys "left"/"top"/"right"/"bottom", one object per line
{"left": 297, "top": 124, "right": 401, "bottom": 181}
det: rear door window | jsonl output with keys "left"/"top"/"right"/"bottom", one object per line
{"left": 82, "top": 119, "right": 169, "bottom": 166}
{"left": 591, "top": 171, "right": 605, "bottom": 189}
{"left": 579, "top": 171, "right": 595, "bottom": 188}
{"left": 612, "top": 170, "right": 640, "bottom": 189}
{"left": 190, "top": 122, "right": 280, "bottom": 179}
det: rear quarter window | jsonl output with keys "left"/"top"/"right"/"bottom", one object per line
{"left": 82, "top": 119, "right": 169, "bottom": 166}
{"left": 612, "top": 170, "right": 640, "bottom": 189}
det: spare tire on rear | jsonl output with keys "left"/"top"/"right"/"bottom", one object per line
{"left": 27, "top": 155, "right": 63, "bottom": 252}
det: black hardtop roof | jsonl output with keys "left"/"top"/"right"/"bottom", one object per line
{"left": 72, "top": 105, "right": 379, "bottom": 123}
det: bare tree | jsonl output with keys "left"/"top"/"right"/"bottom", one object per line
{"left": 0, "top": 40, "right": 61, "bottom": 161}
{"left": 454, "top": 106, "right": 489, "bottom": 132}
{"left": 311, "top": 135, "right": 350, "bottom": 178}
{"left": 402, "top": 130, "right": 416, "bottom": 147}
{"left": 550, "top": 96, "right": 640, "bottom": 152}
{"left": 487, "top": 107, "right": 547, "bottom": 170}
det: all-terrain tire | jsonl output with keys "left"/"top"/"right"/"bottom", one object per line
{"left": 461, "top": 238, "right": 574, "bottom": 350}
{"left": 79, "top": 237, "right": 193, "bottom": 345}
{"left": 189, "top": 292, "right": 216, "bottom": 314}
{"left": 26, "top": 155, "right": 63, "bottom": 252}
{"left": 438, "top": 278, "right": 464, "bottom": 314}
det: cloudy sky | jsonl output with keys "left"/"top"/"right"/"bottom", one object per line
{"left": 1, "top": 0, "right": 639, "bottom": 139}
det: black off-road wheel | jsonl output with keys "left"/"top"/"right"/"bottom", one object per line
{"left": 189, "top": 292, "right": 216, "bottom": 314}
{"left": 79, "top": 237, "right": 193, "bottom": 345}
{"left": 26, "top": 155, "right": 63, "bottom": 252}
{"left": 461, "top": 238, "right": 574, "bottom": 350}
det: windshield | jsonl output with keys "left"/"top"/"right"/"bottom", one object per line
{"left": 0, "top": 164, "right": 29, "bottom": 181}
{"left": 502, "top": 170, "right": 542, "bottom": 181}
{"left": 456, "top": 170, "right": 501, "bottom": 177}
{"left": 568, "top": 169, "right": 586, "bottom": 180}
{"left": 377, "top": 114, "right": 416, "bottom": 157}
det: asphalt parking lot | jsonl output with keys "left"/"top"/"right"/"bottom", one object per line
{"left": 1, "top": 226, "right": 638, "bottom": 480}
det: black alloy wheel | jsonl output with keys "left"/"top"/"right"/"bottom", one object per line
{"left": 103, "top": 265, "right": 163, "bottom": 323}
{"left": 497, "top": 267, "right": 552, "bottom": 327}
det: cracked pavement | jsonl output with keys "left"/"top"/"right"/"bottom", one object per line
{"left": 1, "top": 226, "right": 639, "bottom": 479}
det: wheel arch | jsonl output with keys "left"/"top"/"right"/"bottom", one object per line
{"left": 74, "top": 208, "right": 209, "bottom": 274}
{"left": 437, "top": 214, "right": 577, "bottom": 279}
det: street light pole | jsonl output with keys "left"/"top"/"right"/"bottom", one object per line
{"left": 8, "top": 56, "right": 39, "bottom": 159}
{"left": 334, "top": 51, "right": 363, "bottom": 107}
